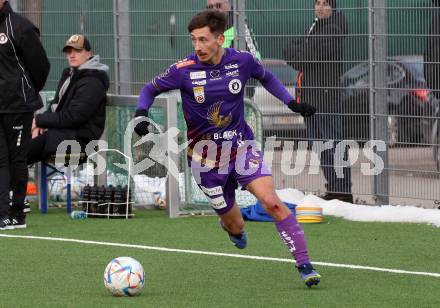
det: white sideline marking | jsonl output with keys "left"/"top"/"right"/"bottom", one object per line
{"left": 1, "top": 234, "right": 439, "bottom": 278}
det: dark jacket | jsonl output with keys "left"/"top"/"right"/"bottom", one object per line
{"left": 284, "top": 10, "right": 348, "bottom": 113}
{"left": 0, "top": 1, "right": 50, "bottom": 113}
{"left": 35, "top": 55, "right": 109, "bottom": 144}
{"left": 424, "top": 9, "right": 440, "bottom": 99}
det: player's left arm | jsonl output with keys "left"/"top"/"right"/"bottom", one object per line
{"left": 249, "top": 54, "right": 316, "bottom": 117}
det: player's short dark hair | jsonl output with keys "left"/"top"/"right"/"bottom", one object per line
{"left": 187, "top": 10, "right": 227, "bottom": 35}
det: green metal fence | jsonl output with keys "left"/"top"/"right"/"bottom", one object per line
{"left": 18, "top": 1, "right": 440, "bottom": 208}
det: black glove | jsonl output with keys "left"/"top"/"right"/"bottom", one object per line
{"left": 134, "top": 109, "right": 150, "bottom": 136}
{"left": 287, "top": 100, "right": 316, "bottom": 117}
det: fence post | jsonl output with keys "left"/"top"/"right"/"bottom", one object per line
{"left": 369, "top": 0, "right": 389, "bottom": 205}
{"left": 233, "top": 0, "right": 247, "bottom": 51}
{"left": 165, "top": 95, "right": 180, "bottom": 218}
{"left": 113, "top": 0, "right": 132, "bottom": 95}
{"left": 109, "top": 0, "right": 132, "bottom": 187}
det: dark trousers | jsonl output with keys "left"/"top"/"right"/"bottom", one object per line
{"left": 27, "top": 132, "right": 49, "bottom": 165}
{"left": 305, "top": 113, "right": 352, "bottom": 193}
{"left": 27, "top": 129, "right": 78, "bottom": 165}
{"left": 0, "top": 113, "right": 33, "bottom": 217}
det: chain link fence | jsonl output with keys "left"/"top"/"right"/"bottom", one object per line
{"left": 13, "top": 0, "right": 440, "bottom": 208}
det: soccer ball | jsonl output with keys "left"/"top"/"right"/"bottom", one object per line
{"left": 103, "top": 256, "right": 145, "bottom": 296}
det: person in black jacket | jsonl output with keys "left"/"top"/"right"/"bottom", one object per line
{"left": 284, "top": 0, "right": 353, "bottom": 203}
{"left": 424, "top": 0, "right": 440, "bottom": 100}
{"left": 0, "top": 0, "right": 50, "bottom": 230}
{"left": 28, "top": 34, "right": 109, "bottom": 166}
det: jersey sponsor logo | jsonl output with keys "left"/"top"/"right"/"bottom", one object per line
{"left": 199, "top": 129, "right": 239, "bottom": 141}
{"left": 158, "top": 67, "right": 171, "bottom": 78}
{"left": 224, "top": 63, "right": 239, "bottom": 70}
{"left": 226, "top": 69, "right": 239, "bottom": 77}
{"left": 208, "top": 195, "right": 227, "bottom": 210}
{"left": 200, "top": 133, "right": 212, "bottom": 140}
{"left": 192, "top": 79, "right": 207, "bottom": 86}
{"left": 176, "top": 59, "right": 195, "bottom": 69}
{"left": 213, "top": 129, "right": 237, "bottom": 141}
{"left": 0, "top": 33, "right": 8, "bottom": 44}
{"left": 207, "top": 102, "right": 232, "bottom": 128}
{"left": 200, "top": 185, "right": 223, "bottom": 197}
{"left": 190, "top": 71, "right": 207, "bottom": 80}
{"left": 193, "top": 86, "right": 205, "bottom": 103}
{"left": 228, "top": 79, "right": 242, "bottom": 94}
{"left": 210, "top": 70, "right": 221, "bottom": 79}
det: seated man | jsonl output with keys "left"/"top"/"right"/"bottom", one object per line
{"left": 28, "top": 34, "right": 109, "bottom": 164}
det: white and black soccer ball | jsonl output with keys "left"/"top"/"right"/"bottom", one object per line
{"left": 103, "top": 256, "right": 145, "bottom": 296}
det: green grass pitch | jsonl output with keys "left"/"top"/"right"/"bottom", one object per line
{"left": 1, "top": 207, "right": 439, "bottom": 307}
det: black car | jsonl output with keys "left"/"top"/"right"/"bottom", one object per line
{"left": 340, "top": 55, "right": 439, "bottom": 146}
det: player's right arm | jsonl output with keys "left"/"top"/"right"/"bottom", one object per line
{"left": 134, "top": 63, "right": 182, "bottom": 136}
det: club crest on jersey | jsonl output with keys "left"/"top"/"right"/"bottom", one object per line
{"left": 228, "top": 79, "right": 242, "bottom": 94}
{"left": 193, "top": 86, "right": 205, "bottom": 103}
{"left": 0, "top": 33, "right": 8, "bottom": 44}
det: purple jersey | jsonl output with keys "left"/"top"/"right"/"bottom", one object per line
{"left": 137, "top": 48, "right": 293, "bottom": 161}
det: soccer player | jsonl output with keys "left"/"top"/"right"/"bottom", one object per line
{"left": 134, "top": 10, "right": 320, "bottom": 287}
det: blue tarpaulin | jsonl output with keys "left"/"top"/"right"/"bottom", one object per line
{"left": 240, "top": 202, "right": 297, "bottom": 222}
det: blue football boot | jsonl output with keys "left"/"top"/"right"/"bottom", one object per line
{"left": 220, "top": 221, "right": 247, "bottom": 249}
{"left": 297, "top": 263, "right": 321, "bottom": 288}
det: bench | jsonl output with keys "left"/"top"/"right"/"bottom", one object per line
{"left": 38, "top": 152, "right": 87, "bottom": 214}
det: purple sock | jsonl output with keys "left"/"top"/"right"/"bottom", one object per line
{"left": 275, "top": 213, "right": 310, "bottom": 267}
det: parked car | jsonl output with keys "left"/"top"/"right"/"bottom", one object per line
{"left": 250, "top": 56, "right": 439, "bottom": 148}
{"left": 248, "top": 59, "right": 306, "bottom": 137}
{"left": 340, "top": 55, "right": 439, "bottom": 146}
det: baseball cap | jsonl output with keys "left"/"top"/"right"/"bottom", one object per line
{"left": 62, "top": 34, "right": 92, "bottom": 52}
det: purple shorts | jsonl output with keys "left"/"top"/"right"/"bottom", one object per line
{"left": 190, "top": 144, "right": 271, "bottom": 215}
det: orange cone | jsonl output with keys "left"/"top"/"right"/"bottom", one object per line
{"left": 295, "top": 203, "right": 324, "bottom": 223}
{"left": 26, "top": 182, "right": 37, "bottom": 195}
